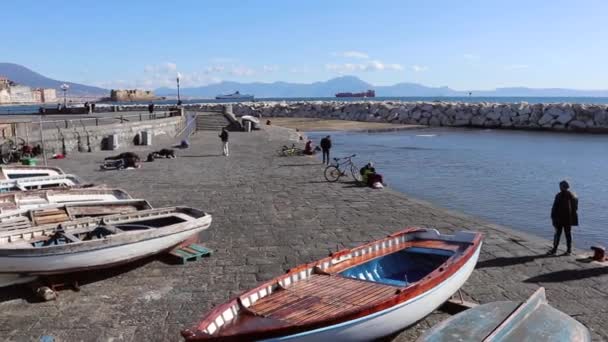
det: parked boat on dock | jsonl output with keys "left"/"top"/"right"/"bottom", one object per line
{"left": 417, "top": 287, "right": 591, "bottom": 341}
{"left": 0, "top": 188, "right": 133, "bottom": 214}
{"left": 0, "top": 207, "right": 212, "bottom": 275}
{"left": 0, "top": 166, "right": 65, "bottom": 180}
{"left": 0, "top": 199, "right": 152, "bottom": 231}
{"left": 0, "top": 174, "right": 85, "bottom": 192}
{"left": 182, "top": 228, "right": 482, "bottom": 341}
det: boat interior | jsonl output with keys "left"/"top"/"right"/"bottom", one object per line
{"left": 0, "top": 189, "right": 132, "bottom": 212}
{"left": 197, "top": 233, "right": 477, "bottom": 338}
{"left": 0, "top": 200, "right": 152, "bottom": 231}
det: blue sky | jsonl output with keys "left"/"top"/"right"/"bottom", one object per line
{"left": 3, "top": 0, "right": 608, "bottom": 90}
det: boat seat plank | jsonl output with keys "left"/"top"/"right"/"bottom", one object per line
{"left": 248, "top": 274, "right": 397, "bottom": 325}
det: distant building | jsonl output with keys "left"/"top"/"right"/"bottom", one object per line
{"left": 110, "top": 89, "right": 156, "bottom": 102}
{"left": 0, "top": 76, "right": 57, "bottom": 104}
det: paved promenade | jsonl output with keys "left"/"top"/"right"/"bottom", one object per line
{"left": 1, "top": 126, "right": 607, "bottom": 341}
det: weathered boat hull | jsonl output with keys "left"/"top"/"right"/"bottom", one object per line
{"left": 0, "top": 166, "right": 64, "bottom": 180}
{"left": 417, "top": 287, "right": 591, "bottom": 342}
{"left": 0, "top": 207, "right": 212, "bottom": 275}
{"left": 263, "top": 245, "right": 481, "bottom": 342}
{"left": 0, "top": 174, "right": 84, "bottom": 192}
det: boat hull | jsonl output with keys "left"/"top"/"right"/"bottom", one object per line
{"left": 264, "top": 243, "right": 481, "bottom": 342}
{"left": 0, "top": 218, "right": 211, "bottom": 275}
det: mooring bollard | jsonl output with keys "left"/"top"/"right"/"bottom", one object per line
{"left": 64, "top": 120, "right": 69, "bottom": 129}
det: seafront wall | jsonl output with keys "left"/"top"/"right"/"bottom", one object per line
{"left": 33, "top": 116, "right": 184, "bottom": 155}
{"left": 194, "top": 101, "right": 608, "bottom": 132}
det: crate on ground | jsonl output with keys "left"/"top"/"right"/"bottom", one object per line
{"left": 169, "top": 243, "right": 212, "bottom": 264}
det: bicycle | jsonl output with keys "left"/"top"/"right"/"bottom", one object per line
{"left": 324, "top": 154, "right": 362, "bottom": 183}
{"left": 277, "top": 144, "right": 303, "bottom": 157}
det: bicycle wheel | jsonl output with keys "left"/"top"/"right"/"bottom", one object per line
{"left": 324, "top": 165, "right": 342, "bottom": 182}
{"left": 350, "top": 164, "right": 363, "bottom": 184}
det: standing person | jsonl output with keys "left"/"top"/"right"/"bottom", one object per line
{"left": 148, "top": 103, "right": 155, "bottom": 114}
{"left": 219, "top": 128, "right": 229, "bottom": 156}
{"left": 91, "top": 103, "right": 96, "bottom": 112}
{"left": 320, "top": 135, "right": 332, "bottom": 165}
{"left": 548, "top": 180, "right": 578, "bottom": 255}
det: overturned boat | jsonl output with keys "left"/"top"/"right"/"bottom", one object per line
{"left": 0, "top": 188, "right": 133, "bottom": 214}
{"left": 0, "top": 199, "right": 152, "bottom": 231}
{"left": 182, "top": 228, "right": 482, "bottom": 341}
{"left": 417, "top": 287, "right": 591, "bottom": 341}
{"left": 0, "top": 174, "right": 85, "bottom": 192}
{"left": 0, "top": 166, "right": 65, "bottom": 180}
{"left": 0, "top": 207, "right": 212, "bottom": 275}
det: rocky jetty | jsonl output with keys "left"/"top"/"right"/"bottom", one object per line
{"left": 194, "top": 101, "right": 608, "bottom": 132}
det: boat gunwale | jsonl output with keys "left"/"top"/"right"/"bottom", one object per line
{"left": 0, "top": 166, "right": 65, "bottom": 180}
{"left": 182, "top": 227, "right": 483, "bottom": 341}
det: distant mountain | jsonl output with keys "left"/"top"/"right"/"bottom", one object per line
{"left": 0, "top": 63, "right": 108, "bottom": 97}
{"left": 157, "top": 76, "right": 608, "bottom": 98}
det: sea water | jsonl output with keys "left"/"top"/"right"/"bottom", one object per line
{"left": 308, "top": 128, "right": 608, "bottom": 249}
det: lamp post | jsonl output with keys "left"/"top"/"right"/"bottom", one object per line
{"left": 176, "top": 73, "right": 182, "bottom": 106}
{"left": 60, "top": 83, "right": 69, "bottom": 107}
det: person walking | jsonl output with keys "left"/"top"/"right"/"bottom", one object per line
{"left": 219, "top": 128, "right": 229, "bottom": 156}
{"left": 548, "top": 180, "right": 578, "bottom": 255}
{"left": 320, "top": 135, "right": 332, "bottom": 165}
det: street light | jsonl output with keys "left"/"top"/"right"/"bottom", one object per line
{"left": 176, "top": 72, "right": 182, "bottom": 106}
{"left": 60, "top": 83, "right": 69, "bottom": 107}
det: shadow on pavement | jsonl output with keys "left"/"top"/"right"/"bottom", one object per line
{"left": 476, "top": 254, "right": 554, "bottom": 269}
{"left": 179, "top": 154, "right": 220, "bottom": 158}
{"left": 524, "top": 266, "right": 608, "bottom": 283}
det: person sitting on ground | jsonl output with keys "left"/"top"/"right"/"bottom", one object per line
{"left": 147, "top": 148, "right": 176, "bottom": 161}
{"left": 104, "top": 152, "right": 141, "bottom": 169}
{"left": 303, "top": 140, "right": 316, "bottom": 155}
{"left": 359, "top": 162, "right": 385, "bottom": 188}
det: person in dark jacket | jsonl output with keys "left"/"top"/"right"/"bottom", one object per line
{"left": 219, "top": 128, "right": 229, "bottom": 156}
{"left": 320, "top": 135, "right": 332, "bottom": 165}
{"left": 548, "top": 180, "right": 578, "bottom": 255}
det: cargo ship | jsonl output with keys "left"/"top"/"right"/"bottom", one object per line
{"left": 335, "top": 89, "right": 375, "bottom": 98}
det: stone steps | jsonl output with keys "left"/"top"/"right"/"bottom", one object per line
{"left": 195, "top": 114, "right": 230, "bottom": 131}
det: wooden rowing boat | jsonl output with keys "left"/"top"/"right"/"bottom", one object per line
{"left": 417, "top": 287, "right": 590, "bottom": 341}
{"left": 0, "top": 188, "right": 133, "bottom": 214}
{"left": 182, "top": 228, "right": 483, "bottom": 341}
{"left": 0, "top": 207, "right": 212, "bottom": 275}
{"left": 0, "top": 174, "right": 85, "bottom": 192}
{"left": 0, "top": 166, "right": 65, "bottom": 180}
{"left": 0, "top": 199, "right": 152, "bottom": 231}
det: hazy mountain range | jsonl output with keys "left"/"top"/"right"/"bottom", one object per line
{"left": 0, "top": 63, "right": 107, "bottom": 96}
{"left": 2, "top": 63, "right": 608, "bottom": 99}
{"left": 157, "top": 75, "right": 608, "bottom": 98}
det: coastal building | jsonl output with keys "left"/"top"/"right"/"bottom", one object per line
{"left": 110, "top": 89, "right": 156, "bottom": 102}
{"left": 0, "top": 76, "right": 57, "bottom": 104}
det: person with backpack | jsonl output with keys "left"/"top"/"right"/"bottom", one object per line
{"left": 548, "top": 180, "right": 579, "bottom": 255}
{"left": 219, "top": 128, "right": 229, "bottom": 156}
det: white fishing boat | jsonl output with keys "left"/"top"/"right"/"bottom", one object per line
{"left": 0, "top": 166, "right": 65, "bottom": 180}
{"left": 0, "top": 199, "right": 152, "bottom": 231}
{"left": 0, "top": 174, "right": 85, "bottom": 192}
{"left": 182, "top": 228, "right": 482, "bottom": 341}
{"left": 215, "top": 91, "right": 254, "bottom": 101}
{"left": 0, "top": 207, "right": 212, "bottom": 275}
{"left": 0, "top": 188, "right": 133, "bottom": 214}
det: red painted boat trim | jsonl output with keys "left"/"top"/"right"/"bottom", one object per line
{"left": 182, "top": 228, "right": 482, "bottom": 341}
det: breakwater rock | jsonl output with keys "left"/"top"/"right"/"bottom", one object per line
{"left": 194, "top": 101, "right": 608, "bottom": 132}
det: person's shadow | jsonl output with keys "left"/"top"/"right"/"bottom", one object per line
{"left": 476, "top": 254, "right": 555, "bottom": 269}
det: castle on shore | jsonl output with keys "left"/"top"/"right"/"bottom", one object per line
{"left": 0, "top": 77, "right": 57, "bottom": 104}
{"left": 110, "top": 89, "right": 156, "bottom": 102}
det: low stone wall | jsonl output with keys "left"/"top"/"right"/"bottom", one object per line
{"left": 194, "top": 101, "right": 608, "bottom": 132}
{"left": 33, "top": 116, "right": 185, "bottom": 156}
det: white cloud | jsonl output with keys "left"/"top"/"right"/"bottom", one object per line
{"left": 326, "top": 60, "right": 403, "bottom": 72}
{"left": 203, "top": 65, "right": 226, "bottom": 74}
{"left": 144, "top": 62, "right": 177, "bottom": 74}
{"left": 412, "top": 65, "right": 429, "bottom": 72}
{"left": 333, "top": 51, "right": 370, "bottom": 59}
{"left": 504, "top": 64, "right": 529, "bottom": 70}
{"left": 262, "top": 65, "right": 279, "bottom": 72}
{"left": 230, "top": 66, "right": 255, "bottom": 77}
